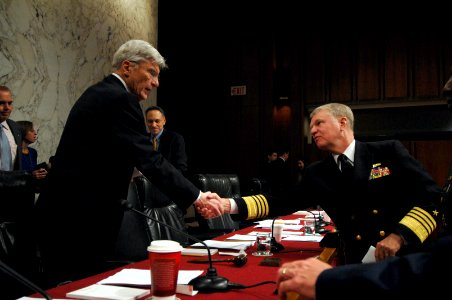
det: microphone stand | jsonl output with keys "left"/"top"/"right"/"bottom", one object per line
{"left": 270, "top": 218, "right": 284, "bottom": 252}
{"left": 121, "top": 200, "right": 230, "bottom": 293}
{"left": 0, "top": 259, "right": 52, "bottom": 300}
{"left": 306, "top": 210, "right": 320, "bottom": 234}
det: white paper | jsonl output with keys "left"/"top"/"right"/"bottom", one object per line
{"left": 226, "top": 234, "right": 259, "bottom": 241}
{"left": 18, "top": 298, "right": 67, "bottom": 300}
{"left": 362, "top": 245, "right": 376, "bottom": 263}
{"left": 246, "top": 230, "right": 303, "bottom": 236}
{"left": 66, "top": 284, "right": 150, "bottom": 300}
{"left": 255, "top": 224, "right": 303, "bottom": 230}
{"left": 190, "top": 240, "right": 254, "bottom": 250}
{"left": 254, "top": 219, "right": 301, "bottom": 226}
{"left": 97, "top": 268, "right": 203, "bottom": 286}
{"left": 282, "top": 235, "right": 323, "bottom": 242}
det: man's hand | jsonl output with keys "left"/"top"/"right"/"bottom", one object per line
{"left": 194, "top": 192, "right": 223, "bottom": 219}
{"left": 375, "top": 233, "right": 403, "bottom": 261}
{"left": 276, "top": 257, "right": 332, "bottom": 300}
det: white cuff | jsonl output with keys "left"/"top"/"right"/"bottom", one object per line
{"left": 229, "top": 198, "right": 238, "bottom": 214}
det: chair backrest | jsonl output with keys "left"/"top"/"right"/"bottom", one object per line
{"left": 191, "top": 174, "right": 241, "bottom": 232}
{"left": 0, "top": 171, "right": 36, "bottom": 273}
{"left": 113, "top": 180, "right": 152, "bottom": 262}
{"left": 134, "top": 175, "right": 189, "bottom": 246}
{"left": 438, "top": 162, "right": 452, "bottom": 237}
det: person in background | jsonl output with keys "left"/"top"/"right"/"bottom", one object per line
{"left": 206, "top": 102, "right": 442, "bottom": 265}
{"left": 267, "top": 148, "right": 291, "bottom": 195}
{"left": 16, "top": 120, "right": 48, "bottom": 182}
{"left": 35, "top": 39, "right": 223, "bottom": 287}
{"left": 294, "top": 158, "right": 305, "bottom": 185}
{"left": 146, "top": 105, "right": 188, "bottom": 175}
{"left": 144, "top": 105, "right": 190, "bottom": 244}
{"left": 267, "top": 149, "right": 278, "bottom": 163}
{"left": 0, "top": 86, "right": 37, "bottom": 300}
{"left": 0, "top": 86, "right": 23, "bottom": 171}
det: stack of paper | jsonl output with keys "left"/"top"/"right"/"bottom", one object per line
{"left": 190, "top": 240, "right": 254, "bottom": 250}
{"left": 182, "top": 248, "right": 218, "bottom": 256}
{"left": 66, "top": 284, "right": 150, "bottom": 300}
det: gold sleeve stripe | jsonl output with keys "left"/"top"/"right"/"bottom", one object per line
{"left": 242, "top": 195, "right": 269, "bottom": 220}
{"left": 399, "top": 206, "right": 437, "bottom": 243}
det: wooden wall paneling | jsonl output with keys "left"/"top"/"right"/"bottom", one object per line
{"left": 412, "top": 32, "right": 441, "bottom": 99}
{"left": 303, "top": 35, "right": 326, "bottom": 105}
{"left": 356, "top": 33, "right": 381, "bottom": 102}
{"left": 441, "top": 39, "right": 452, "bottom": 90}
{"left": 384, "top": 32, "right": 409, "bottom": 100}
{"left": 407, "top": 140, "right": 452, "bottom": 187}
{"left": 329, "top": 32, "right": 354, "bottom": 103}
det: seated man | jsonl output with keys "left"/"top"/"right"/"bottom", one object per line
{"left": 205, "top": 102, "right": 442, "bottom": 264}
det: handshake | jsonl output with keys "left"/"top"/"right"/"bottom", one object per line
{"left": 194, "top": 192, "right": 231, "bottom": 219}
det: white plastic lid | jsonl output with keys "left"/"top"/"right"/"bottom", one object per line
{"left": 147, "top": 240, "right": 182, "bottom": 253}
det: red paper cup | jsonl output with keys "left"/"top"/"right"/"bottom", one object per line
{"left": 148, "top": 240, "right": 183, "bottom": 300}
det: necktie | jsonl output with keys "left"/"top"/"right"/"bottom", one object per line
{"left": 152, "top": 137, "right": 158, "bottom": 151}
{"left": 0, "top": 125, "right": 12, "bottom": 171}
{"left": 338, "top": 154, "right": 354, "bottom": 179}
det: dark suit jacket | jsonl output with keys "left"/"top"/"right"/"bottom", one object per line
{"left": 316, "top": 234, "right": 452, "bottom": 299}
{"left": 157, "top": 129, "right": 188, "bottom": 174}
{"left": 35, "top": 75, "right": 199, "bottom": 282}
{"left": 5, "top": 119, "right": 23, "bottom": 170}
{"left": 234, "top": 140, "right": 442, "bottom": 263}
{"left": 145, "top": 129, "right": 189, "bottom": 210}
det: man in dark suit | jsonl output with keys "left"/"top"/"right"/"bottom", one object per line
{"left": 0, "top": 85, "right": 23, "bottom": 171}
{"left": 209, "top": 102, "right": 442, "bottom": 264}
{"left": 146, "top": 105, "right": 188, "bottom": 175}
{"left": 0, "top": 85, "right": 38, "bottom": 299}
{"left": 142, "top": 105, "right": 190, "bottom": 244}
{"left": 35, "top": 40, "right": 223, "bottom": 287}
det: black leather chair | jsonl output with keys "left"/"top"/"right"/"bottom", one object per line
{"left": 112, "top": 179, "right": 152, "bottom": 263}
{"left": 189, "top": 174, "right": 241, "bottom": 239}
{"left": 438, "top": 162, "right": 452, "bottom": 237}
{"left": 0, "top": 170, "right": 38, "bottom": 299}
{"left": 112, "top": 175, "right": 190, "bottom": 264}
{"left": 134, "top": 175, "right": 189, "bottom": 246}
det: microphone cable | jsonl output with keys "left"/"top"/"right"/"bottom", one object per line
{"left": 227, "top": 280, "right": 276, "bottom": 290}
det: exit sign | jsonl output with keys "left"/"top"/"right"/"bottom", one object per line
{"left": 231, "top": 85, "right": 246, "bottom": 96}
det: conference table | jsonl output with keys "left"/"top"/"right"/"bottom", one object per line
{"left": 33, "top": 213, "right": 334, "bottom": 299}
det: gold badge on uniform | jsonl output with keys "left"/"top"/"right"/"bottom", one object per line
{"left": 369, "top": 163, "right": 391, "bottom": 180}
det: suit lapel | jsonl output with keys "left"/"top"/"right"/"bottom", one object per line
{"left": 354, "top": 141, "right": 373, "bottom": 183}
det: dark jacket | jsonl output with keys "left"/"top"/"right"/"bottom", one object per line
{"left": 316, "top": 234, "right": 452, "bottom": 299}
{"left": 156, "top": 129, "right": 188, "bottom": 175}
{"left": 234, "top": 140, "right": 442, "bottom": 263}
{"left": 35, "top": 75, "right": 199, "bottom": 282}
{"left": 6, "top": 119, "right": 23, "bottom": 170}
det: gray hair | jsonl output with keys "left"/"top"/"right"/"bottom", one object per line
{"left": 111, "top": 39, "right": 168, "bottom": 70}
{"left": 310, "top": 103, "right": 354, "bottom": 131}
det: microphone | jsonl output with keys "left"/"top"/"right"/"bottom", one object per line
{"left": 307, "top": 209, "right": 330, "bottom": 234}
{"left": 0, "top": 259, "right": 52, "bottom": 300}
{"left": 305, "top": 210, "right": 320, "bottom": 234}
{"left": 120, "top": 199, "right": 241, "bottom": 293}
{"left": 270, "top": 218, "right": 284, "bottom": 252}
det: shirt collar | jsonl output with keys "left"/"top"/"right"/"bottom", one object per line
{"left": 1, "top": 121, "right": 10, "bottom": 131}
{"left": 151, "top": 128, "right": 164, "bottom": 140}
{"left": 333, "top": 139, "right": 356, "bottom": 164}
{"left": 111, "top": 73, "right": 130, "bottom": 92}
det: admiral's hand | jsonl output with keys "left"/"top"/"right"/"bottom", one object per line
{"left": 375, "top": 233, "right": 402, "bottom": 261}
